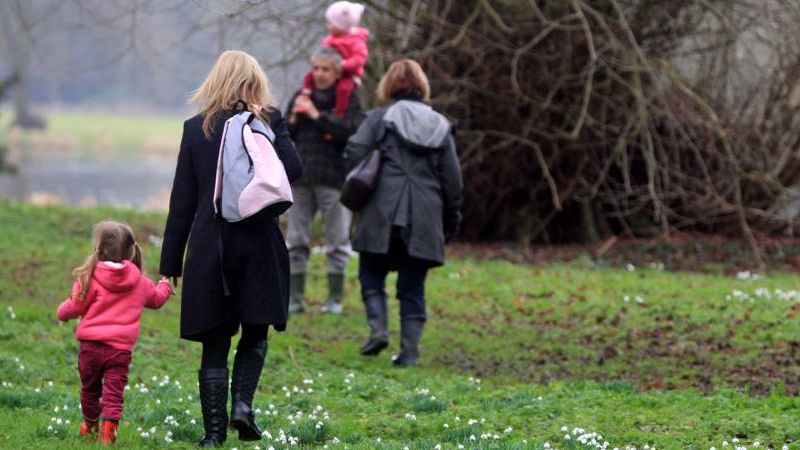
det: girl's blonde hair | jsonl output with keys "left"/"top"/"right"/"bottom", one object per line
{"left": 72, "top": 220, "right": 142, "bottom": 300}
{"left": 191, "top": 50, "right": 277, "bottom": 140}
{"left": 376, "top": 58, "right": 431, "bottom": 103}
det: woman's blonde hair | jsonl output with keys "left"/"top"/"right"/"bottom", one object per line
{"left": 191, "top": 50, "right": 276, "bottom": 139}
{"left": 72, "top": 220, "right": 142, "bottom": 300}
{"left": 376, "top": 58, "right": 431, "bottom": 103}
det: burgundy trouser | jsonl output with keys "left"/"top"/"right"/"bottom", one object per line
{"left": 78, "top": 341, "right": 131, "bottom": 422}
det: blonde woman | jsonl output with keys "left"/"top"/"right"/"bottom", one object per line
{"left": 160, "top": 50, "right": 302, "bottom": 447}
{"left": 344, "top": 59, "right": 463, "bottom": 367}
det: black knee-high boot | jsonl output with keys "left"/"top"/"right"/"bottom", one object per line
{"left": 392, "top": 318, "right": 425, "bottom": 367}
{"left": 198, "top": 368, "right": 228, "bottom": 448}
{"left": 360, "top": 289, "right": 389, "bottom": 356}
{"left": 229, "top": 340, "right": 267, "bottom": 441}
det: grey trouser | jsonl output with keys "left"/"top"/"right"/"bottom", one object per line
{"left": 286, "top": 184, "right": 352, "bottom": 274}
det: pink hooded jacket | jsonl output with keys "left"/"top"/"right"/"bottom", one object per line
{"left": 56, "top": 261, "right": 171, "bottom": 351}
{"left": 323, "top": 26, "right": 370, "bottom": 78}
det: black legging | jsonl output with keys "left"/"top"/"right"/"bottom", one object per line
{"left": 200, "top": 323, "right": 269, "bottom": 369}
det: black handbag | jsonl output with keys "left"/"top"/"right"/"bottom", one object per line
{"left": 340, "top": 148, "right": 382, "bottom": 211}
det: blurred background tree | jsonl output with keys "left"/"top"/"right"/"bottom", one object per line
{"left": 361, "top": 0, "right": 800, "bottom": 260}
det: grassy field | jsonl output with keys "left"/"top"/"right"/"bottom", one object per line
{"left": 2, "top": 202, "right": 800, "bottom": 449}
{"left": 0, "top": 110, "right": 183, "bottom": 161}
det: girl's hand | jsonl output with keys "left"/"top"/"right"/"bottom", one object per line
{"left": 159, "top": 275, "right": 179, "bottom": 289}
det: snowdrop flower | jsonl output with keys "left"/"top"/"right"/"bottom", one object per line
{"left": 443, "top": 423, "right": 449, "bottom": 428}
{"left": 504, "top": 426, "right": 513, "bottom": 434}
{"left": 626, "top": 263, "right": 635, "bottom": 271}
{"left": 469, "top": 435, "right": 476, "bottom": 441}
{"left": 332, "top": 437, "right": 339, "bottom": 444}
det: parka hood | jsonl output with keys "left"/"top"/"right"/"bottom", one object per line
{"left": 382, "top": 100, "right": 451, "bottom": 152}
{"left": 92, "top": 260, "right": 141, "bottom": 293}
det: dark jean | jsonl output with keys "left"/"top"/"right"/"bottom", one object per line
{"left": 78, "top": 341, "right": 132, "bottom": 422}
{"left": 199, "top": 322, "right": 269, "bottom": 369}
{"left": 358, "top": 238, "right": 430, "bottom": 320}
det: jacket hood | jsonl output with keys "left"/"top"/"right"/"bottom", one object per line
{"left": 326, "top": 27, "right": 370, "bottom": 45}
{"left": 348, "top": 26, "right": 370, "bottom": 41}
{"left": 382, "top": 100, "right": 451, "bottom": 151}
{"left": 92, "top": 260, "right": 141, "bottom": 293}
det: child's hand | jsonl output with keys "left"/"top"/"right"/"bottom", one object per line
{"left": 159, "top": 276, "right": 175, "bottom": 295}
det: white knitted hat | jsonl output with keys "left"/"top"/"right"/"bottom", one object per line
{"left": 325, "top": 1, "right": 365, "bottom": 32}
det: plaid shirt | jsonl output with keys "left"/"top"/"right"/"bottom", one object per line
{"left": 286, "top": 88, "right": 364, "bottom": 189}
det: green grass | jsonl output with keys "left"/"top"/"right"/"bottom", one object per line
{"left": 2, "top": 201, "right": 800, "bottom": 449}
{"left": 0, "top": 110, "right": 183, "bottom": 160}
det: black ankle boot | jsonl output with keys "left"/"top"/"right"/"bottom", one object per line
{"left": 198, "top": 368, "right": 228, "bottom": 448}
{"left": 360, "top": 290, "right": 389, "bottom": 356}
{"left": 392, "top": 318, "right": 425, "bottom": 367}
{"left": 230, "top": 340, "right": 267, "bottom": 441}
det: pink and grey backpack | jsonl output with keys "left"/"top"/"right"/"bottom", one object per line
{"left": 213, "top": 110, "right": 293, "bottom": 221}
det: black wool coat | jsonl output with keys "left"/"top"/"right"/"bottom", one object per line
{"left": 160, "top": 108, "right": 303, "bottom": 341}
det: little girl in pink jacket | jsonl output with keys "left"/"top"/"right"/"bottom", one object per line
{"left": 300, "top": 1, "right": 369, "bottom": 117}
{"left": 56, "top": 220, "right": 172, "bottom": 444}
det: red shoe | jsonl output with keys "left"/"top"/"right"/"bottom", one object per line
{"left": 80, "top": 419, "right": 98, "bottom": 437}
{"left": 99, "top": 421, "right": 118, "bottom": 445}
